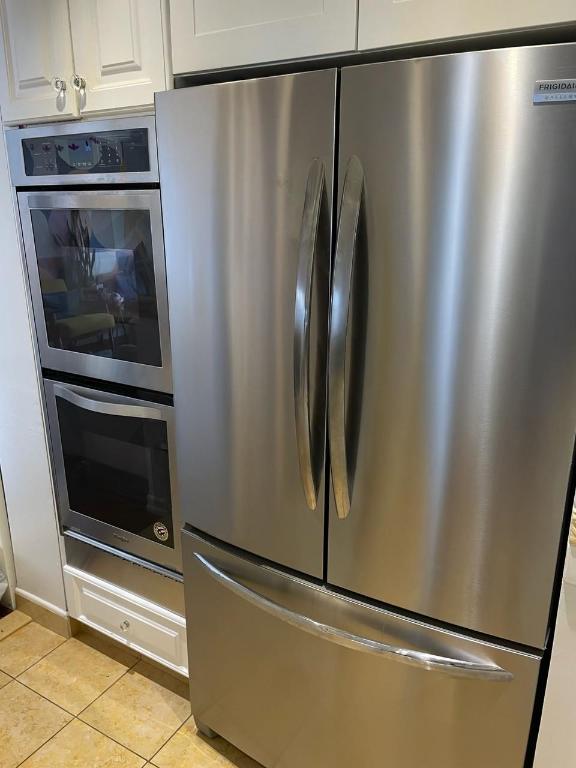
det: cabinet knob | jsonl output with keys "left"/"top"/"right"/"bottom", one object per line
{"left": 71, "top": 73, "right": 87, "bottom": 108}
{"left": 71, "top": 73, "right": 86, "bottom": 92}
{"left": 120, "top": 620, "right": 130, "bottom": 632}
{"left": 52, "top": 77, "right": 67, "bottom": 94}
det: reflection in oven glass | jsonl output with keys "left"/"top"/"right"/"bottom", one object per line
{"left": 31, "top": 208, "right": 162, "bottom": 366}
{"left": 57, "top": 396, "right": 174, "bottom": 548}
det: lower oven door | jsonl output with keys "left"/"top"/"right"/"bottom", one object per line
{"left": 44, "top": 379, "right": 181, "bottom": 572}
{"left": 183, "top": 529, "right": 541, "bottom": 768}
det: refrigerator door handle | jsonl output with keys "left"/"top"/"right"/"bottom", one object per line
{"left": 194, "top": 552, "right": 513, "bottom": 682}
{"left": 294, "top": 158, "right": 326, "bottom": 511}
{"left": 328, "top": 155, "right": 364, "bottom": 519}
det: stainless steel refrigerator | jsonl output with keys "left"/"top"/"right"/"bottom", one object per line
{"left": 156, "top": 42, "right": 576, "bottom": 768}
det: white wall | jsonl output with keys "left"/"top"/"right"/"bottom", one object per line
{"left": 534, "top": 545, "right": 576, "bottom": 767}
{"left": 0, "top": 471, "right": 16, "bottom": 606}
{"left": 0, "top": 124, "right": 66, "bottom": 613}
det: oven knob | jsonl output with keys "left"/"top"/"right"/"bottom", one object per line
{"left": 120, "top": 620, "right": 130, "bottom": 632}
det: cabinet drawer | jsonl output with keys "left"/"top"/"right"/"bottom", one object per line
{"left": 63, "top": 565, "right": 187, "bottom": 676}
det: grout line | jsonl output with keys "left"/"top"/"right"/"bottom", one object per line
{"left": 75, "top": 712, "right": 167, "bottom": 763}
{"left": 71, "top": 716, "right": 151, "bottom": 764}
{"left": 10, "top": 686, "right": 72, "bottom": 768}
{"left": 5, "top": 629, "right": 185, "bottom": 765}
{"left": 13, "top": 634, "right": 139, "bottom": 717}
{"left": 4, "top": 631, "right": 66, "bottom": 679}
{"left": 73, "top": 645, "right": 142, "bottom": 718}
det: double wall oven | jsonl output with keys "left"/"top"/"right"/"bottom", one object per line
{"left": 7, "top": 117, "right": 181, "bottom": 574}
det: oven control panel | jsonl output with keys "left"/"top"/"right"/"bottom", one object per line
{"left": 22, "top": 127, "right": 150, "bottom": 177}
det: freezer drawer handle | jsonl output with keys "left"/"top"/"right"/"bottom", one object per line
{"left": 328, "top": 155, "right": 364, "bottom": 520}
{"left": 53, "top": 383, "right": 163, "bottom": 421}
{"left": 194, "top": 553, "right": 513, "bottom": 682}
{"left": 294, "top": 157, "right": 326, "bottom": 511}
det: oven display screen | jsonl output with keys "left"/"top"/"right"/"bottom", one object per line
{"left": 22, "top": 128, "right": 150, "bottom": 176}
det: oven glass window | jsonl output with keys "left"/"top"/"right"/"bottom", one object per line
{"left": 57, "top": 395, "right": 174, "bottom": 548}
{"left": 30, "top": 208, "right": 162, "bottom": 366}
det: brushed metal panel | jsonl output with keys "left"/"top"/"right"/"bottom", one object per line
{"left": 183, "top": 530, "right": 541, "bottom": 768}
{"left": 329, "top": 44, "right": 576, "bottom": 648}
{"left": 156, "top": 71, "right": 336, "bottom": 577}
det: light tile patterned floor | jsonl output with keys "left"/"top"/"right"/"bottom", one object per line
{"left": 0, "top": 612, "right": 261, "bottom": 768}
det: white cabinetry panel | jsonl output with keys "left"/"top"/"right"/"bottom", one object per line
{"left": 64, "top": 565, "right": 188, "bottom": 676}
{"left": 0, "top": 0, "right": 76, "bottom": 122}
{"left": 170, "top": 0, "right": 357, "bottom": 74}
{"left": 68, "top": 0, "right": 167, "bottom": 114}
{"left": 359, "top": 0, "right": 576, "bottom": 51}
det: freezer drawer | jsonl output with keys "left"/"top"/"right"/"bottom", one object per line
{"left": 183, "top": 530, "right": 541, "bottom": 768}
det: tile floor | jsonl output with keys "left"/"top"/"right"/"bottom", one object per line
{"left": 0, "top": 611, "right": 261, "bottom": 768}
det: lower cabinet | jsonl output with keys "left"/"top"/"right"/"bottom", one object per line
{"left": 63, "top": 564, "right": 188, "bottom": 676}
{"left": 358, "top": 0, "right": 576, "bottom": 51}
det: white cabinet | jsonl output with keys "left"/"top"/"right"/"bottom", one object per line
{"left": 0, "top": 0, "right": 76, "bottom": 122}
{"left": 0, "top": 0, "right": 169, "bottom": 124}
{"left": 170, "top": 0, "right": 357, "bottom": 74}
{"left": 68, "top": 0, "right": 168, "bottom": 114}
{"left": 64, "top": 565, "right": 188, "bottom": 676}
{"left": 358, "top": 0, "right": 576, "bottom": 51}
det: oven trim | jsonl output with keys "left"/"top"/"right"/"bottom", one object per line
{"left": 43, "top": 378, "right": 182, "bottom": 574}
{"left": 5, "top": 115, "right": 159, "bottom": 187}
{"left": 19, "top": 188, "right": 172, "bottom": 393}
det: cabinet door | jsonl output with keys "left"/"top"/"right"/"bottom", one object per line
{"left": 0, "top": 0, "right": 77, "bottom": 123}
{"left": 170, "top": 0, "right": 357, "bottom": 74}
{"left": 359, "top": 0, "right": 576, "bottom": 50}
{"left": 68, "top": 0, "right": 168, "bottom": 114}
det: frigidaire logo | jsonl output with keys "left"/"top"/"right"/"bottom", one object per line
{"left": 533, "top": 79, "right": 576, "bottom": 103}
{"left": 538, "top": 81, "right": 576, "bottom": 91}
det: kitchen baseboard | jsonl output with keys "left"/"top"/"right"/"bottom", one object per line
{"left": 15, "top": 588, "right": 71, "bottom": 638}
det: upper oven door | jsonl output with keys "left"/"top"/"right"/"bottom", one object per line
{"left": 19, "top": 190, "right": 172, "bottom": 393}
{"left": 5, "top": 116, "right": 158, "bottom": 186}
{"left": 44, "top": 378, "right": 181, "bottom": 573}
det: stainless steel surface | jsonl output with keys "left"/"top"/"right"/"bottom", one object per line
{"left": 195, "top": 551, "right": 512, "bottom": 681}
{"left": 156, "top": 70, "right": 336, "bottom": 577}
{"left": 183, "top": 530, "right": 541, "bottom": 768}
{"left": 328, "top": 154, "right": 364, "bottom": 521}
{"left": 64, "top": 529, "right": 184, "bottom": 587}
{"left": 53, "top": 383, "right": 164, "bottom": 421}
{"left": 44, "top": 379, "right": 182, "bottom": 572}
{"left": 328, "top": 44, "right": 576, "bottom": 649}
{"left": 294, "top": 157, "right": 326, "bottom": 511}
{"left": 5, "top": 116, "right": 159, "bottom": 186}
{"left": 19, "top": 189, "right": 172, "bottom": 393}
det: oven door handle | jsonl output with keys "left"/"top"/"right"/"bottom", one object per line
{"left": 53, "top": 383, "right": 163, "bottom": 421}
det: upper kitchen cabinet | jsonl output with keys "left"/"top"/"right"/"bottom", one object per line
{"left": 169, "top": 0, "right": 357, "bottom": 74}
{"left": 67, "top": 0, "right": 169, "bottom": 114}
{"left": 0, "top": 0, "right": 169, "bottom": 124}
{"left": 0, "top": 0, "right": 77, "bottom": 122}
{"left": 358, "top": 0, "right": 576, "bottom": 50}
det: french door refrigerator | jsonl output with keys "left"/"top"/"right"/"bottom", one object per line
{"left": 156, "top": 42, "right": 576, "bottom": 768}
